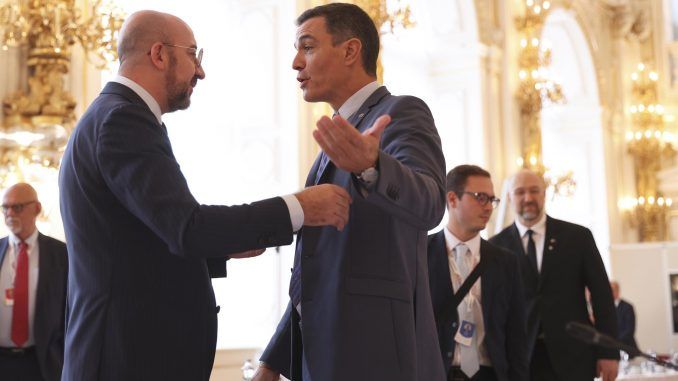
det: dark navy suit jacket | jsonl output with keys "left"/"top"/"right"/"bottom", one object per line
{"left": 616, "top": 299, "right": 637, "bottom": 350}
{"left": 58, "top": 82, "right": 294, "bottom": 380}
{"left": 261, "top": 86, "right": 447, "bottom": 381}
{"left": 0, "top": 233, "right": 67, "bottom": 381}
{"left": 427, "top": 231, "right": 528, "bottom": 381}
{"left": 490, "top": 216, "right": 618, "bottom": 380}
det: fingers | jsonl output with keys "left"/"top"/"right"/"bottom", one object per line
{"left": 315, "top": 116, "right": 353, "bottom": 161}
{"left": 296, "top": 184, "right": 352, "bottom": 230}
{"left": 364, "top": 114, "right": 391, "bottom": 139}
{"left": 312, "top": 113, "right": 382, "bottom": 173}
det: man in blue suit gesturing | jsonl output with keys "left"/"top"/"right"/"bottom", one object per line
{"left": 255, "top": 3, "right": 447, "bottom": 381}
{"left": 59, "top": 10, "right": 351, "bottom": 381}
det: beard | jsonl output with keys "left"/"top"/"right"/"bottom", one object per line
{"left": 5, "top": 217, "right": 22, "bottom": 235}
{"left": 519, "top": 201, "right": 542, "bottom": 222}
{"left": 165, "top": 53, "right": 193, "bottom": 112}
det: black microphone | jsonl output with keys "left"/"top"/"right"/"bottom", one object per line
{"left": 566, "top": 321, "right": 678, "bottom": 370}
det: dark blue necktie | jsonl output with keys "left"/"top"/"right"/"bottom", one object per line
{"left": 289, "top": 263, "right": 301, "bottom": 307}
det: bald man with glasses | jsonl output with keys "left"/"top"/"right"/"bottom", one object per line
{"left": 59, "top": 10, "right": 350, "bottom": 381}
{"left": 427, "top": 165, "right": 528, "bottom": 381}
{"left": 0, "top": 183, "right": 67, "bottom": 381}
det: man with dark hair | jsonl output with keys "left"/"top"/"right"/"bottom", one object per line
{"left": 428, "top": 165, "right": 528, "bottom": 381}
{"left": 0, "top": 183, "right": 67, "bottom": 381}
{"left": 254, "top": 3, "right": 446, "bottom": 381}
{"left": 490, "top": 169, "right": 618, "bottom": 381}
{"left": 59, "top": 10, "right": 351, "bottom": 381}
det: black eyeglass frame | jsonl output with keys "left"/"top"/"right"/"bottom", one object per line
{"left": 462, "top": 191, "right": 501, "bottom": 208}
{"left": 1, "top": 201, "right": 37, "bottom": 214}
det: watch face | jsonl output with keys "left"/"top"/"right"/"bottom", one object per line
{"left": 361, "top": 167, "right": 378, "bottom": 182}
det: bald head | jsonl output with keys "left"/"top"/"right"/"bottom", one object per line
{"left": 508, "top": 169, "right": 546, "bottom": 227}
{"left": 115, "top": 10, "right": 205, "bottom": 114}
{"left": 509, "top": 169, "right": 546, "bottom": 192}
{"left": 117, "top": 11, "right": 191, "bottom": 66}
{"left": 2, "top": 183, "right": 41, "bottom": 240}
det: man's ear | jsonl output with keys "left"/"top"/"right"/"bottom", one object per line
{"left": 446, "top": 191, "right": 458, "bottom": 209}
{"left": 344, "top": 38, "right": 362, "bottom": 66}
{"left": 148, "top": 42, "right": 168, "bottom": 70}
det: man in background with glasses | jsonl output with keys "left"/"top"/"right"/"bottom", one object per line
{"left": 59, "top": 10, "right": 351, "bottom": 381}
{"left": 427, "top": 165, "right": 528, "bottom": 381}
{"left": 490, "top": 169, "right": 618, "bottom": 381}
{"left": 0, "top": 183, "right": 67, "bottom": 381}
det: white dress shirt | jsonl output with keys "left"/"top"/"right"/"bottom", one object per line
{"left": 110, "top": 76, "right": 304, "bottom": 232}
{"left": 0, "top": 229, "right": 40, "bottom": 347}
{"left": 514, "top": 214, "right": 547, "bottom": 272}
{"left": 443, "top": 227, "right": 491, "bottom": 367}
{"left": 336, "top": 81, "right": 381, "bottom": 119}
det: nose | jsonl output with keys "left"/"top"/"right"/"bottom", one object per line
{"left": 292, "top": 50, "right": 304, "bottom": 71}
{"left": 196, "top": 64, "right": 205, "bottom": 80}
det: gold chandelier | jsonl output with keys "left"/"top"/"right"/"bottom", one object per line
{"left": 0, "top": 0, "right": 124, "bottom": 187}
{"left": 619, "top": 63, "right": 676, "bottom": 241}
{"left": 514, "top": 0, "right": 573, "bottom": 197}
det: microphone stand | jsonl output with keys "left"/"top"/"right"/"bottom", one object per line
{"left": 566, "top": 322, "right": 678, "bottom": 371}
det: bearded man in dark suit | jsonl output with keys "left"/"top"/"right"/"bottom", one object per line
{"left": 490, "top": 169, "right": 618, "bottom": 381}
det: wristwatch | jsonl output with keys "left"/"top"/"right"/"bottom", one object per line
{"left": 357, "top": 166, "right": 379, "bottom": 187}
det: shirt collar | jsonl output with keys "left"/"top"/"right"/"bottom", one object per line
{"left": 443, "top": 226, "right": 481, "bottom": 261}
{"left": 9, "top": 229, "right": 39, "bottom": 248}
{"left": 336, "top": 81, "right": 381, "bottom": 120}
{"left": 112, "top": 75, "right": 163, "bottom": 124}
{"left": 515, "top": 213, "right": 547, "bottom": 238}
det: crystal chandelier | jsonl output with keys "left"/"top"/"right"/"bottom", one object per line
{"left": 514, "top": 0, "right": 573, "bottom": 197}
{"left": 619, "top": 63, "right": 676, "bottom": 241}
{"left": 0, "top": 0, "right": 124, "bottom": 188}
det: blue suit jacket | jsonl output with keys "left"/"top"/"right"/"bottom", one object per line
{"left": 490, "top": 216, "right": 618, "bottom": 380}
{"left": 261, "top": 86, "right": 447, "bottom": 381}
{"left": 0, "top": 233, "right": 67, "bottom": 381}
{"left": 58, "top": 82, "right": 294, "bottom": 380}
{"left": 427, "top": 231, "right": 528, "bottom": 381}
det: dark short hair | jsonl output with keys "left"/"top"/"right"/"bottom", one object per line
{"left": 446, "top": 165, "right": 491, "bottom": 197}
{"left": 297, "top": 3, "right": 379, "bottom": 77}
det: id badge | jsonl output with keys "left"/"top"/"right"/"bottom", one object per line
{"left": 454, "top": 320, "right": 475, "bottom": 347}
{"left": 4, "top": 288, "right": 14, "bottom": 306}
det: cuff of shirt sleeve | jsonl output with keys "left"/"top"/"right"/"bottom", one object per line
{"left": 282, "top": 194, "right": 304, "bottom": 232}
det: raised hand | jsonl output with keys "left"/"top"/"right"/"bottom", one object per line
{"left": 295, "top": 183, "right": 352, "bottom": 231}
{"left": 313, "top": 114, "right": 391, "bottom": 173}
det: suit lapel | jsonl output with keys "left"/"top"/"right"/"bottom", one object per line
{"left": 0, "top": 237, "right": 8, "bottom": 269}
{"left": 479, "top": 240, "right": 495, "bottom": 323}
{"left": 313, "top": 86, "right": 390, "bottom": 185}
{"left": 539, "top": 216, "right": 558, "bottom": 288}
{"left": 34, "top": 234, "right": 50, "bottom": 345}
{"left": 430, "top": 231, "right": 454, "bottom": 319}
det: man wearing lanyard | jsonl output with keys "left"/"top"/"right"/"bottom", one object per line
{"left": 428, "top": 165, "right": 528, "bottom": 381}
{"left": 0, "top": 183, "right": 67, "bottom": 381}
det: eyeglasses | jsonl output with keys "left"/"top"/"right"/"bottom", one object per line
{"left": 1, "top": 201, "right": 36, "bottom": 214}
{"left": 161, "top": 43, "right": 203, "bottom": 67}
{"left": 463, "top": 192, "right": 500, "bottom": 208}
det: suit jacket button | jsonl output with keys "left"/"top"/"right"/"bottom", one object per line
{"left": 215, "top": 306, "right": 221, "bottom": 314}
{"left": 446, "top": 352, "right": 453, "bottom": 357}
{"left": 451, "top": 322, "right": 457, "bottom": 328}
